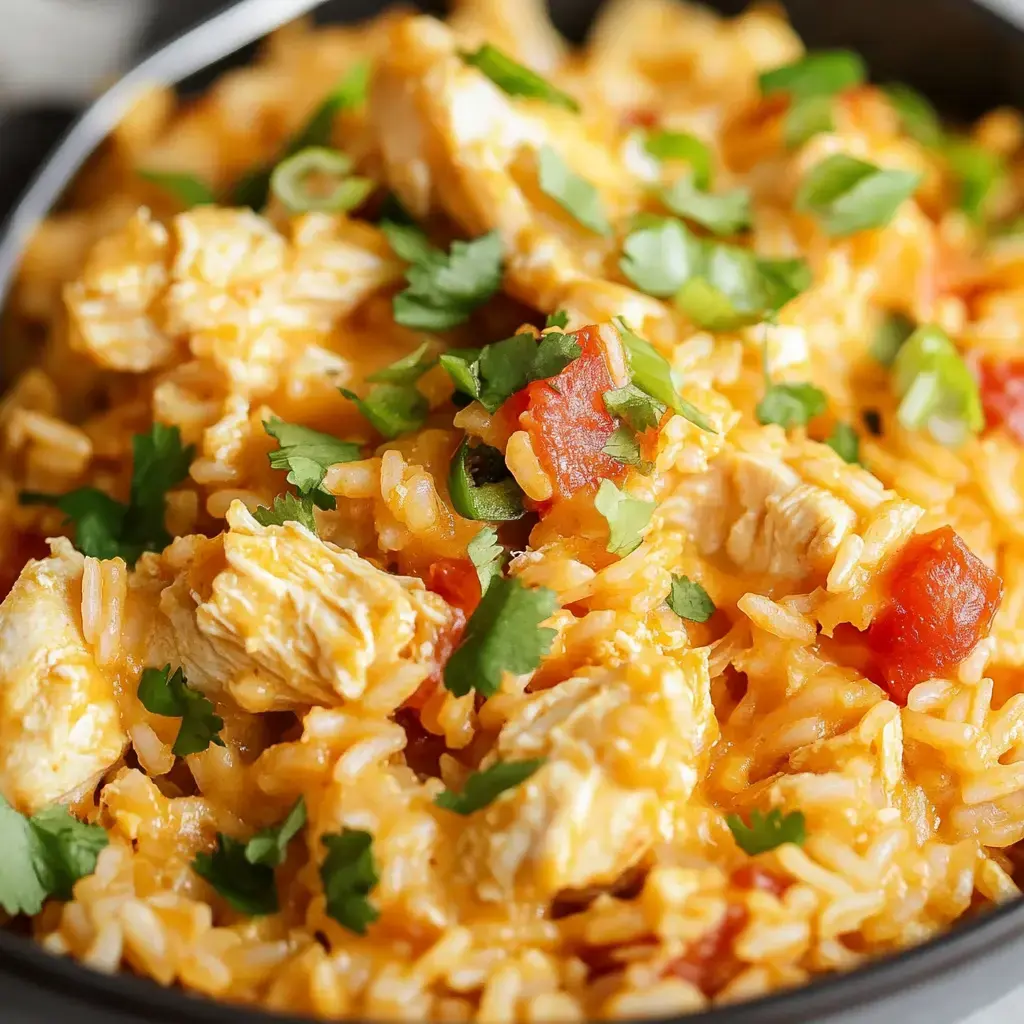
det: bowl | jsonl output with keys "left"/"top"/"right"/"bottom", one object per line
{"left": 2, "top": 1, "right": 1024, "bottom": 1021}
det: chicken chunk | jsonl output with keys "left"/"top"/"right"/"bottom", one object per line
{"left": 459, "top": 648, "right": 716, "bottom": 901}
{"left": 0, "top": 541, "right": 127, "bottom": 814}
{"left": 150, "top": 502, "right": 457, "bottom": 713}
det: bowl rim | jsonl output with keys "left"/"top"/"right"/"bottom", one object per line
{"left": 2, "top": 0, "right": 1024, "bottom": 1020}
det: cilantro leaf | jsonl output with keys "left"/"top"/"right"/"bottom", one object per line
{"left": 320, "top": 828, "right": 379, "bottom": 934}
{"left": 667, "top": 574, "right": 715, "bottom": 623}
{"left": 661, "top": 177, "right": 752, "bottom": 236}
{"left": 825, "top": 422, "right": 861, "bottom": 464}
{"left": 884, "top": 83, "right": 943, "bottom": 147}
{"left": 643, "top": 131, "right": 712, "bottom": 190}
{"left": 193, "top": 834, "right": 278, "bottom": 915}
{"left": 538, "top": 145, "right": 611, "bottom": 236}
{"left": 461, "top": 44, "right": 579, "bottom": 112}
{"left": 620, "top": 216, "right": 703, "bottom": 297}
{"left": 784, "top": 94, "right": 836, "bottom": 148}
{"left": 366, "top": 342, "right": 436, "bottom": 384}
{"left": 339, "top": 383, "right": 429, "bottom": 439}
{"left": 796, "top": 154, "right": 922, "bottom": 237}
{"left": 467, "top": 526, "right": 508, "bottom": 594}
{"left": 892, "top": 324, "right": 983, "bottom": 445}
{"left": 435, "top": 758, "right": 546, "bottom": 815}
{"left": 871, "top": 311, "right": 916, "bottom": 367}
{"left": 20, "top": 424, "right": 193, "bottom": 564}
{"left": 444, "top": 577, "right": 557, "bottom": 698}
{"left": 545, "top": 309, "right": 570, "bottom": 329}
{"left": 756, "top": 382, "right": 827, "bottom": 428}
{"left": 942, "top": 138, "right": 1004, "bottom": 222}
{"left": 759, "top": 50, "right": 866, "bottom": 100}
{"left": 726, "top": 808, "right": 806, "bottom": 855}
{"left": 264, "top": 417, "right": 360, "bottom": 505}
{"left": 25, "top": 805, "right": 108, "bottom": 904}
{"left": 531, "top": 331, "right": 582, "bottom": 381}
{"left": 138, "top": 170, "right": 216, "bottom": 208}
{"left": 0, "top": 796, "right": 47, "bottom": 916}
{"left": 602, "top": 425, "right": 653, "bottom": 474}
{"left": 594, "top": 478, "right": 655, "bottom": 557}
{"left": 244, "top": 797, "right": 306, "bottom": 869}
{"left": 389, "top": 229, "right": 504, "bottom": 331}
{"left": 380, "top": 219, "right": 436, "bottom": 264}
{"left": 137, "top": 665, "right": 225, "bottom": 757}
{"left": 615, "top": 320, "right": 714, "bottom": 432}
{"left": 230, "top": 63, "right": 371, "bottom": 209}
{"left": 603, "top": 385, "right": 665, "bottom": 433}
{"left": 254, "top": 493, "right": 319, "bottom": 534}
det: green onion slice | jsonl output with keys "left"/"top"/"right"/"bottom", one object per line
{"left": 270, "top": 147, "right": 374, "bottom": 213}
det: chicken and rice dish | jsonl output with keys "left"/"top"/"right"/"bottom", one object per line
{"left": 4, "top": 0, "right": 1024, "bottom": 1018}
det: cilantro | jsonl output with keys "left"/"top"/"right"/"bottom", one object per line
{"left": 620, "top": 216, "right": 703, "bottom": 298}
{"left": 320, "top": 828, "right": 380, "bottom": 934}
{"left": 759, "top": 50, "right": 866, "bottom": 101}
{"left": 254, "top": 493, "right": 318, "bottom": 534}
{"left": 756, "top": 382, "right": 828, "bottom": 428}
{"left": 871, "top": 312, "right": 916, "bottom": 367}
{"left": 385, "top": 227, "right": 504, "bottom": 331}
{"left": 615, "top": 320, "right": 714, "bottom": 432}
{"left": 603, "top": 385, "right": 665, "bottom": 432}
{"left": 537, "top": 145, "right": 611, "bottom": 236}
{"left": 884, "top": 83, "right": 943, "bottom": 147}
{"left": 0, "top": 796, "right": 108, "bottom": 915}
{"left": 192, "top": 797, "right": 306, "bottom": 916}
{"left": 643, "top": 131, "right": 712, "bottom": 190}
{"left": 826, "top": 422, "right": 861, "bottom": 464}
{"left": 137, "top": 665, "right": 225, "bottom": 757}
{"left": 20, "top": 424, "right": 193, "bottom": 564}
{"left": 942, "top": 138, "right": 1004, "bottom": 222}
{"left": 444, "top": 577, "right": 557, "bottom": 698}
{"left": 264, "top": 417, "right": 360, "bottom": 507}
{"left": 661, "top": 177, "right": 752, "bottom": 236}
{"left": 784, "top": 94, "right": 836, "bottom": 148}
{"left": 460, "top": 44, "right": 579, "bottom": 112}
{"left": 138, "top": 170, "right": 216, "bottom": 208}
{"left": 892, "top": 324, "right": 982, "bottom": 445}
{"left": 467, "top": 526, "right": 508, "bottom": 594}
{"left": 440, "top": 331, "right": 580, "bottom": 413}
{"left": 339, "top": 384, "right": 429, "bottom": 439}
{"left": 244, "top": 797, "right": 307, "bottom": 868}
{"left": 231, "top": 63, "right": 370, "bottom": 209}
{"left": 545, "top": 309, "right": 570, "bottom": 329}
{"left": 667, "top": 574, "right": 715, "bottom": 623}
{"left": 602, "top": 426, "right": 653, "bottom": 474}
{"left": 594, "top": 478, "right": 654, "bottom": 557}
{"left": 366, "top": 342, "right": 436, "bottom": 384}
{"left": 796, "top": 154, "right": 922, "bottom": 237}
{"left": 435, "top": 759, "right": 545, "bottom": 815}
{"left": 726, "top": 808, "right": 806, "bottom": 855}
{"left": 192, "top": 834, "right": 278, "bottom": 915}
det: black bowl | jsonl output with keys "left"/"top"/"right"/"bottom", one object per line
{"left": 2, "top": 1, "right": 1024, "bottom": 1021}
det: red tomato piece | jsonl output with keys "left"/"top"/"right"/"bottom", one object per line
{"left": 665, "top": 903, "right": 747, "bottom": 995}
{"left": 974, "top": 356, "right": 1024, "bottom": 444}
{"left": 866, "top": 526, "right": 1002, "bottom": 704}
{"left": 404, "top": 558, "right": 481, "bottom": 711}
{"left": 730, "top": 864, "right": 789, "bottom": 898}
{"left": 521, "top": 325, "right": 625, "bottom": 500}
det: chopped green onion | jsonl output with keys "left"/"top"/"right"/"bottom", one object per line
{"left": 449, "top": 439, "right": 526, "bottom": 521}
{"left": 784, "top": 94, "right": 836, "bottom": 148}
{"left": 643, "top": 131, "right": 712, "bottom": 190}
{"left": 884, "top": 83, "right": 943, "bottom": 147}
{"left": 871, "top": 312, "right": 916, "bottom": 367}
{"left": 269, "top": 147, "right": 373, "bottom": 213}
{"left": 759, "top": 50, "right": 866, "bottom": 100}
{"left": 461, "top": 44, "right": 579, "bottom": 112}
{"left": 892, "top": 324, "right": 983, "bottom": 445}
{"left": 537, "top": 145, "right": 611, "bottom": 236}
{"left": 138, "top": 170, "right": 216, "bottom": 208}
{"left": 942, "top": 138, "right": 1004, "bottom": 221}
{"left": 796, "top": 154, "right": 922, "bottom": 237}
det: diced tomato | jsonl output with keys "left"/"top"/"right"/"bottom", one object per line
{"left": 866, "top": 527, "right": 1002, "bottom": 704}
{"left": 404, "top": 558, "right": 481, "bottom": 711}
{"left": 730, "top": 864, "right": 789, "bottom": 898}
{"left": 623, "top": 108, "right": 658, "bottom": 128}
{"left": 974, "top": 356, "right": 1024, "bottom": 444}
{"left": 521, "top": 325, "right": 625, "bottom": 500}
{"left": 665, "top": 903, "right": 748, "bottom": 995}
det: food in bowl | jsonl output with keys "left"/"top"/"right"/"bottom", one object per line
{"left": 3, "top": 0, "right": 1024, "bottom": 1018}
